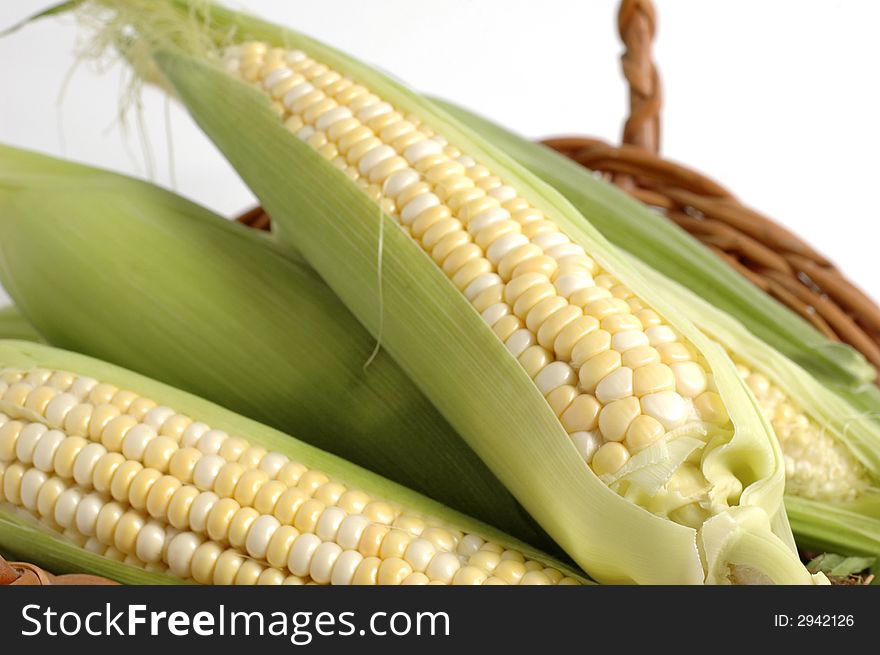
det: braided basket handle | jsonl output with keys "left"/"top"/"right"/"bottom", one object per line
{"left": 619, "top": 0, "right": 662, "bottom": 155}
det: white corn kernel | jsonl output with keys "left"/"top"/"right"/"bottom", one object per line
{"left": 382, "top": 169, "right": 420, "bottom": 198}
{"left": 121, "top": 424, "right": 157, "bottom": 461}
{"left": 641, "top": 391, "right": 688, "bottom": 429}
{"left": 246, "top": 515, "right": 281, "bottom": 560}
{"left": 196, "top": 429, "right": 228, "bottom": 455}
{"left": 288, "top": 533, "right": 322, "bottom": 577}
{"left": 595, "top": 367, "right": 634, "bottom": 404}
{"left": 480, "top": 303, "right": 510, "bottom": 326}
{"left": 570, "top": 431, "right": 602, "bottom": 462}
{"left": 143, "top": 406, "right": 175, "bottom": 431}
{"left": 19, "top": 468, "right": 48, "bottom": 510}
{"left": 403, "top": 139, "right": 443, "bottom": 165}
{"left": 534, "top": 361, "right": 577, "bottom": 394}
{"left": 400, "top": 192, "right": 441, "bottom": 225}
{"left": 16, "top": 424, "right": 47, "bottom": 464}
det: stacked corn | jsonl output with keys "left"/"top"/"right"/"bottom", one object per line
{"left": 3, "top": 0, "right": 871, "bottom": 584}
{"left": 81, "top": 0, "right": 826, "bottom": 584}
{"left": 4, "top": 143, "right": 876, "bottom": 568}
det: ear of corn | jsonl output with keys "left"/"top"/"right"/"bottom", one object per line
{"left": 422, "top": 102, "right": 880, "bottom": 556}
{"left": 0, "top": 144, "right": 551, "bottom": 554}
{"left": 0, "top": 305, "right": 42, "bottom": 343}
{"left": 75, "top": 0, "right": 826, "bottom": 584}
{"left": 0, "top": 339, "right": 583, "bottom": 585}
{"left": 421, "top": 101, "right": 880, "bottom": 556}
{"left": 430, "top": 98, "right": 875, "bottom": 390}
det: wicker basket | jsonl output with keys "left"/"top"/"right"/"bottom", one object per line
{"left": 238, "top": 0, "right": 880, "bottom": 373}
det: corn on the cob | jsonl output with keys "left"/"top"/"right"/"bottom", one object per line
{"left": 75, "top": 0, "right": 826, "bottom": 584}
{"left": 0, "top": 340, "right": 581, "bottom": 585}
{"left": 224, "top": 41, "right": 731, "bottom": 483}
{"left": 229, "top": 40, "right": 739, "bottom": 480}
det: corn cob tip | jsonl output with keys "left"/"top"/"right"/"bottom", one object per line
{"left": 701, "top": 507, "right": 827, "bottom": 585}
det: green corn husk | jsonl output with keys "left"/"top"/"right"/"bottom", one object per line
{"left": 0, "top": 305, "right": 43, "bottom": 343}
{"left": 431, "top": 99, "right": 875, "bottom": 390}
{"left": 0, "top": 340, "right": 580, "bottom": 584}
{"left": 787, "top": 495, "right": 880, "bottom": 558}
{"left": 72, "top": 0, "right": 826, "bottom": 584}
{"left": 0, "top": 144, "right": 551, "bottom": 553}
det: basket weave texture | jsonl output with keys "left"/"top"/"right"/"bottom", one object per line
{"left": 239, "top": 0, "right": 880, "bottom": 371}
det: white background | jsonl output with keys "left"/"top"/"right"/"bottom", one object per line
{"left": 1, "top": 0, "right": 878, "bottom": 307}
